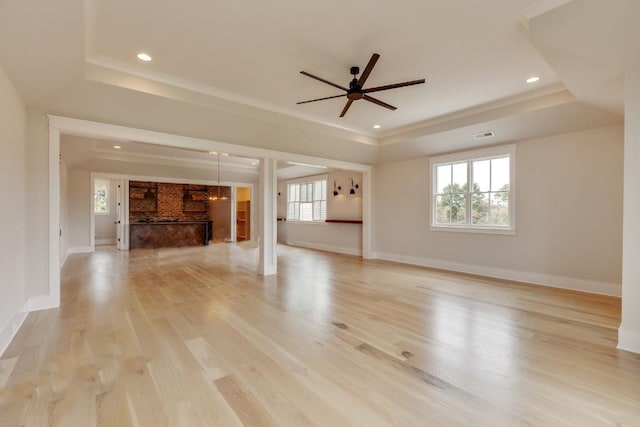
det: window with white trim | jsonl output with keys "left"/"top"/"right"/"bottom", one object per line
{"left": 430, "top": 145, "right": 515, "bottom": 232}
{"left": 94, "top": 179, "right": 110, "bottom": 214}
{"left": 287, "top": 179, "right": 327, "bottom": 221}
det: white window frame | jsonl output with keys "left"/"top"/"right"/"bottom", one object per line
{"left": 286, "top": 174, "right": 327, "bottom": 223}
{"left": 429, "top": 144, "right": 516, "bottom": 235}
{"left": 94, "top": 179, "right": 110, "bottom": 215}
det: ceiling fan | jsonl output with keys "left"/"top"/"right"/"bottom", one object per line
{"left": 297, "top": 53, "right": 425, "bottom": 118}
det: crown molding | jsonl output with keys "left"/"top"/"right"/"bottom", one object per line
{"left": 379, "top": 84, "right": 572, "bottom": 146}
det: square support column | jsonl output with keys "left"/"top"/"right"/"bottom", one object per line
{"left": 619, "top": 71, "right": 640, "bottom": 353}
{"left": 258, "top": 158, "right": 277, "bottom": 276}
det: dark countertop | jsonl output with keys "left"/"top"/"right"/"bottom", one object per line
{"left": 130, "top": 221, "right": 212, "bottom": 225}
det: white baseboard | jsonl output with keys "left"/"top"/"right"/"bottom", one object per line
{"left": 282, "top": 240, "right": 362, "bottom": 256}
{"left": 67, "top": 246, "right": 93, "bottom": 254}
{"left": 27, "top": 294, "right": 59, "bottom": 312}
{"left": 95, "top": 238, "right": 116, "bottom": 245}
{"left": 618, "top": 326, "right": 640, "bottom": 354}
{"left": 374, "top": 251, "right": 621, "bottom": 297}
{"left": 0, "top": 300, "right": 29, "bottom": 357}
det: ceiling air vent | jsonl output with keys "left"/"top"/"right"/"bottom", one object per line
{"left": 473, "top": 131, "right": 494, "bottom": 140}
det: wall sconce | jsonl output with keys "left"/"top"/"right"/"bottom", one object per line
{"left": 333, "top": 180, "right": 342, "bottom": 196}
{"left": 349, "top": 178, "right": 360, "bottom": 195}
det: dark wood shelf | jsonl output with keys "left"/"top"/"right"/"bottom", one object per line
{"left": 129, "top": 181, "right": 158, "bottom": 213}
{"left": 325, "top": 219, "right": 363, "bottom": 224}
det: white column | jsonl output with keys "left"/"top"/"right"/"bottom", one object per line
{"left": 619, "top": 71, "right": 640, "bottom": 353}
{"left": 362, "top": 168, "right": 373, "bottom": 259}
{"left": 258, "top": 158, "right": 277, "bottom": 276}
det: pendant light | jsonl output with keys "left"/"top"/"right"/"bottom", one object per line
{"left": 349, "top": 178, "right": 359, "bottom": 195}
{"left": 333, "top": 180, "right": 342, "bottom": 196}
{"left": 213, "top": 153, "right": 228, "bottom": 201}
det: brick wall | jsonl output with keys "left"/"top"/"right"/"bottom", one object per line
{"left": 130, "top": 182, "right": 227, "bottom": 222}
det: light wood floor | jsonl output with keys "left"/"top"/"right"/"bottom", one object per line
{"left": 1, "top": 243, "right": 639, "bottom": 426}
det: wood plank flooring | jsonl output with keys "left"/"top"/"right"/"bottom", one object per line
{"left": 1, "top": 243, "right": 639, "bottom": 426}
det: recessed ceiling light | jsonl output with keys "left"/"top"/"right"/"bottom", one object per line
{"left": 526, "top": 76, "right": 540, "bottom": 84}
{"left": 373, "top": 125, "right": 381, "bottom": 129}
{"left": 208, "top": 151, "right": 218, "bottom": 155}
{"left": 251, "top": 162, "right": 257, "bottom": 165}
{"left": 220, "top": 152, "right": 229, "bottom": 157}
{"left": 137, "top": 53, "right": 152, "bottom": 62}
{"left": 113, "top": 145, "right": 121, "bottom": 149}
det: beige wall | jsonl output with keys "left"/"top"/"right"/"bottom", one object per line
{"left": 67, "top": 169, "right": 92, "bottom": 249}
{"left": 372, "top": 125, "right": 624, "bottom": 295}
{"left": 0, "top": 66, "right": 27, "bottom": 352}
{"left": 237, "top": 187, "right": 251, "bottom": 202}
{"left": 25, "top": 110, "right": 50, "bottom": 298}
{"left": 60, "top": 161, "right": 69, "bottom": 264}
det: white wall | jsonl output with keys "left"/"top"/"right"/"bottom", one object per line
{"left": 277, "top": 222, "right": 363, "bottom": 256}
{"left": 373, "top": 125, "right": 624, "bottom": 295}
{"left": 619, "top": 72, "right": 640, "bottom": 352}
{"left": 94, "top": 177, "right": 117, "bottom": 244}
{"left": 277, "top": 171, "right": 363, "bottom": 255}
{"left": 0, "top": 66, "right": 28, "bottom": 354}
{"left": 67, "top": 169, "right": 91, "bottom": 250}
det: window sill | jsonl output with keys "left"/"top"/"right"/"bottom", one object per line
{"left": 284, "top": 220, "right": 327, "bottom": 225}
{"left": 430, "top": 225, "right": 515, "bottom": 235}
{"left": 94, "top": 212, "right": 111, "bottom": 216}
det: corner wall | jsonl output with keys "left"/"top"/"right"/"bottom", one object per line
{"left": 372, "top": 125, "right": 624, "bottom": 296}
{"left": 277, "top": 171, "right": 363, "bottom": 255}
{"left": 0, "top": 66, "right": 28, "bottom": 355}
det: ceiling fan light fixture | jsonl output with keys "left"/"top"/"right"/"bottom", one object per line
{"left": 297, "top": 53, "right": 425, "bottom": 118}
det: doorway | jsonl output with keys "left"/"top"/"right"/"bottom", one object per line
{"left": 236, "top": 187, "right": 251, "bottom": 241}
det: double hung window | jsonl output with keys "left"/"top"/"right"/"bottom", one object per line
{"left": 287, "top": 179, "right": 327, "bottom": 221}
{"left": 431, "top": 145, "right": 515, "bottom": 233}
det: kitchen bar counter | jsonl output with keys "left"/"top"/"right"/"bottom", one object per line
{"left": 129, "top": 221, "right": 212, "bottom": 249}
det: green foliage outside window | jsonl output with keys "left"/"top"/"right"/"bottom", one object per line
{"left": 94, "top": 181, "right": 108, "bottom": 214}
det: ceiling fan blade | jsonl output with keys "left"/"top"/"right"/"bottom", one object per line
{"left": 296, "top": 94, "right": 346, "bottom": 105}
{"left": 357, "top": 53, "right": 380, "bottom": 88}
{"left": 364, "top": 79, "right": 426, "bottom": 94}
{"left": 363, "top": 95, "right": 397, "bottom": 111}
{"left": 300, "top": 71, "right": 349, "bottom": 92}
{"left": 339, "top": 99, "right": 354, "bottom": 117}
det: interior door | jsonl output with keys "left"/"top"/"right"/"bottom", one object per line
{"left": 116, "top": 180, "right": 125, "bottom": 250}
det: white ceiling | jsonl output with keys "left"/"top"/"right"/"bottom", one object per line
{"left": 0, "top": 0, "right": 634, "bottom": 164}
{"left": 87, "top": 0, "right": 560, "bottom": 133}
{"left": 60, "top": 134, "right": 338, "bottom": 181}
